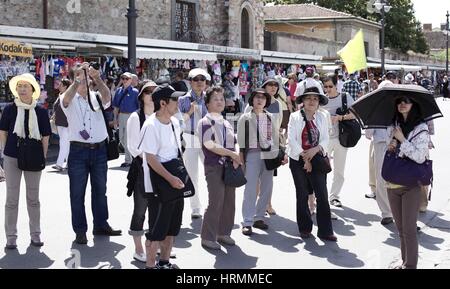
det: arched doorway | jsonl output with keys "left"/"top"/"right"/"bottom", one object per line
{"left": 241, "top": 8, "right": 250, "bottom": 48}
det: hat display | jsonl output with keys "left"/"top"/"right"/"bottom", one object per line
{"left": 9, "top": 73, "right": 41, "bottom": 100}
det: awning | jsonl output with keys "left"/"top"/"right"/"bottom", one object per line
{"left": 319, "top": 65, "right": 340, "bottom": 72}
{"left": 262, "top": 56, "right": 322, "bottom": 65}
{"left": 367, "top": 62, "right": 422, "bottom": 72}
{"left": 261, "top": 50, "right": 322, "bottom": 65}
{"left": 104, "top": 45, "right": 217, "bottom": 61}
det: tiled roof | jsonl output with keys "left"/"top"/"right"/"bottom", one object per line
{"left": 264, "top": 3, "right": 353, "bottom": 20}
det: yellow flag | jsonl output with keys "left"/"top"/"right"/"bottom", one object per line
{"left": 337, "top": 29, "right": 367, "bottom": 74}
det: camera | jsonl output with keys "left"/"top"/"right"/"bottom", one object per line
{"left": 89, "top": 62, "right": 100, "bottom": 70}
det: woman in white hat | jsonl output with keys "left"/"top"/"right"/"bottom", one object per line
{"left": 0, "top": 73, "right": 51, "bottom": 249}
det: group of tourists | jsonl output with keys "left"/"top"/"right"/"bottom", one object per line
{"left": 0, "top": 63, "right": 441, "bottom": 269}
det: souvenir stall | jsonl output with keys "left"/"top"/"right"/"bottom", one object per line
{"left": 0, "top": 39, "right": 33, "bottom": 108}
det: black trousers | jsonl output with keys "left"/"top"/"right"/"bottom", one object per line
{"left": 289, "top": 158, "right": 333, "bottom": 237}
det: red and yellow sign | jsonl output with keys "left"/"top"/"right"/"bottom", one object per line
{"left": 0, "top": 39, "right": 33, "bottom": 58}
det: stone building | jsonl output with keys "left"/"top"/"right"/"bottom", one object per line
{"left": 0, "top": 0, "right": 265, "bottom": 50}
{"left": 264, "top": 3, "right": 381, "bottom": 58}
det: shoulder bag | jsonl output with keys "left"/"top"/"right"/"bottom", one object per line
{"left": 336, "top": 93, "right": 361, "bottom": 148}
{"left": 94, "top": 94, "right": 120, "bottom": 161}
{"left": 210, "top": 118, "right": 246, "bottom": 187}
{"left": 381, "top": 130, "right": 433, "bottom": 187}
{"left": 148, "top": 121, "right": 195, "bottom": 203}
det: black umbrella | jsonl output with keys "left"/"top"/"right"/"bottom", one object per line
{"left": 349, "top": 84, "right": 443, "bottom": 129}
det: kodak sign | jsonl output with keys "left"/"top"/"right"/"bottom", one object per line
{"left": 0, "top": 39, "right": 33, "bottom": 58}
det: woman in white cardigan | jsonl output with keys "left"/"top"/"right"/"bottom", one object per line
{"left": 287, "top": 86, "right": 337, "bottom": 242}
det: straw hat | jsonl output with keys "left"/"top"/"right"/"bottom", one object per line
{"left": 9, "top": 73, "right": 41, "bottom": 100}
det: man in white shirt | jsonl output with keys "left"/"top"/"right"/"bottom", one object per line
{"left": 140, "top": 84, "right": 185, "bottom": 269}
{"left": 294, "top": 67, "right": 325, "bottom": 99}
{"left": 61, "top": 63, "right": 121, "bottom": 244}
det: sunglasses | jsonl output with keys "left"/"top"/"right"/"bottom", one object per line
{"left": 192, "top": 76, "right": 206, "bottom": 82}
{"left": 396, "top": 97, "right": 412, "bottom": 104}
{"left": 266, "top": 83, "right": 278, "bottom": 87}
{"left": 121, "top": 77, "right": 131, "bottom": 80}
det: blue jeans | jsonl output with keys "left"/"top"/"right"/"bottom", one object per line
{"left": 68, "top": 143, "right": 109, "bottom": 234}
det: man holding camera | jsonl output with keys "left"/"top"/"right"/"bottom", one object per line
{"left": 113, "top": 72, "right": 139, "bottom": 168}
{"left": 61, "top": 62, "right": 121, "bottom": 244}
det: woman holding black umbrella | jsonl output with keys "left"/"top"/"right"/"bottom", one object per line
{"left": 384, "top": 96, "right": 431, "bottom": 269}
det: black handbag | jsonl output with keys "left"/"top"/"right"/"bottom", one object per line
{"left": 223, "top": 159, "right": 247, "bottom": 188}
{"left": 208, "top": 117, "right": 247, "bottom": 187}
{"left": 17, "top": 138, "right": 45, "bottom": 172}
{"left": 94, "top": 94, "right": 119, "bottom": 161}
{"left": 300, "top": 109, "right": 332, "bottom": 174}
{"left": 263, "top": 147, "right": 285, "bottom": 171}
{"left": 148, "top": 121, "right": 195, "bottom": 203}
{"left": 336, "top": 93, "right": 361, "bottom": 148}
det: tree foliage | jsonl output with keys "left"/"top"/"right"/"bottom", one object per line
{"left": 265, "top": 0, "right": 429, "bottom": 54}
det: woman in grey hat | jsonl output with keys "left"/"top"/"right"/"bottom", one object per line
{"left": 287, "top": 86, "right": 337, "bottom": 242}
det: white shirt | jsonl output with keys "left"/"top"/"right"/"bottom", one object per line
{"left": 139, "top": 114, "right": 181, "bottom": 192}
{"left": 61, "top": 92, "right": 110, "bottom": 143}
{"left": 287, "top": 109, "right": 330, "bottom": 161}
{"left": 127, "top": 111, "right": 150, "bottom": 158}
{"left": 337, "top": 80, "right": 344, "bottom": 93}
{"left": 127, "top": 111, "right": 151, "bottom": 193}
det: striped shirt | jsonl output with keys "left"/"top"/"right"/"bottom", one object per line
{"left": 178, "top": 90, "right": 208, "bottom": 134}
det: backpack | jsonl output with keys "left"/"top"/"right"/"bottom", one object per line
{"left": 336, "top": 93, "right": 361, "bottom": 148}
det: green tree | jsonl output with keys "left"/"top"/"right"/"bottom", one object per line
{"left": 265, "top": 0, "right": 429, "bottom": 54}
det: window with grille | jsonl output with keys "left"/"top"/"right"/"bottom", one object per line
{"left": 175, "top": 1, "right": 196, "bottom": 42}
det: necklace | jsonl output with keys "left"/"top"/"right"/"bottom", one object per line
{"left": 76, "top": 95, "right": 92, "bottom": 139}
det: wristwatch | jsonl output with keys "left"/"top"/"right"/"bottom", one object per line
{"left": 74, "top": 78, "right": 81, "bottom": 85}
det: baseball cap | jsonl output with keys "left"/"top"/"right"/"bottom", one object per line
{"left": 152, "top": 84, "right": 186, "bottom": 102}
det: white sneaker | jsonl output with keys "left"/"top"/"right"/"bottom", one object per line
{"left": 217, "top": 235, "right": 235, "bottom": 246}
{"left": 133, "top": 252, "right": 146, "bottom": 263}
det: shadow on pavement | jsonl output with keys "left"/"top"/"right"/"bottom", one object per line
{"left": 207, "top": 245, "right": 258, "bottom": 269}
{"left": 0, "top": 246, "right": 54, "bottom": 269}
{"left": 64, "top": 236, "right": 125, "bottom": 269}
{"left": 303, "top": 237, "right": 365, "bottom": 268}
{"left": 418, "top": 231, "right": 445, "bottom": 251}
{"left": 332, "top": 206, "right": 380, "bottom": 227}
